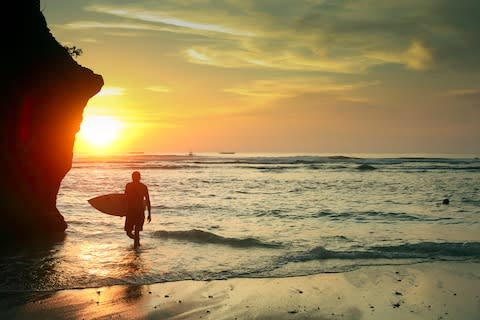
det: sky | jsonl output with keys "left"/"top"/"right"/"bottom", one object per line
{"left": 41, "top": 0, "right": 480, "bottom": 155}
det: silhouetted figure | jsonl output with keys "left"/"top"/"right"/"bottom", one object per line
{"left": 442, "top": 198, "right": 450, "bottom": 205}
{"left": 124, "top": 171, "right": 151, "bottom": 248}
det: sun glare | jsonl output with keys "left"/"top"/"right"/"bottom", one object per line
{"left": 78, "top": 115, "right": 122, "bottom": 149}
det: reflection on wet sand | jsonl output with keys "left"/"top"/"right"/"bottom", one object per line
{"left": 0, "top": 248, "right": 152, "bottom": 319}
{"left": 0, "top": 232, "right": 66, "bottom": 291}
{"left": 1, "top": 262, "right": 479, "bottom": 320}
{"left": 0, "top": 285, "right": 149, "bottom": 319}
{"left": 124, "top": 249, "right": 144, "bottom": 276}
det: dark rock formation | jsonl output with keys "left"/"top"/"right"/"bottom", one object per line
{"left": 0, "top": 1, "right": 103, "bottom": 238}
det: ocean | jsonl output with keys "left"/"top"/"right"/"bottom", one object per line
{"left": 1, "top": 153, "right": 479, "bottom": 292}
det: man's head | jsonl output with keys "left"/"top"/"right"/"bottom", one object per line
{"left": 132, "top": 171, "right": 141, "bottom": 182}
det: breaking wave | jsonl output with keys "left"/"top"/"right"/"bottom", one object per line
{"left": 151, "top": 229, "right": 282, "bottom": 248}
{"left": 294, "top": 242, "right": 480, "bottom": 262}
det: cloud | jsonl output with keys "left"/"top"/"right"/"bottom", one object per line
{"left": 65, "top": 21, "right": 157, "bottom": 31}
{"left": 85, "top": 5, "right": 252, "bottom": 36}
{"left": 79, "top": 37, "right": 99, "bottom": 43}
{"left": 184, "top": 45, "right": 366, "bottom": 73}
{"left": 63, "top": 20, "right": 188, "bottom": 36}
{"left": 186, "top": 49, "right": 212, "bottom": 64}
{"left": 74, "top": 3, "right": 374, "bottom": 73}
{"left": 367, "top": 40, "right": 434, "bottom": 71}
{"left": 64, "top": 0, "right": 480, "bottom": 74}
{"left": 444, "top": 88, "right": 480, "bottom": 108}
{"left": 446, "top": 88, "right": 480, "bottom": 96}
{"left": 96, "top": 86, "right": 125, "bottom": 96}
{"left": 224, "top": 78, "right": 375, "bottom": 99}
{"left": 145, "top": 85, "right": 171, "bottom": 93}
{"left": 403, "top": 41, "right": 434, "bottom": 70}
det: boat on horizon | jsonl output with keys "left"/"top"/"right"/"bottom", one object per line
{"left": 219, "top": 151, "right": 235, "bottom": 154}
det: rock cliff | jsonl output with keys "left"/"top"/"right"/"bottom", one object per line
{"left": 0, "top": 1, "right": 103, "bottom": 237}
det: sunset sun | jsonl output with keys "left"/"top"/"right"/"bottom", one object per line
{"left": 78, "top": 115, "right": 122, "bottom": 149}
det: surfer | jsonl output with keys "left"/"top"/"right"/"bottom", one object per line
{"left": 124, "top": 171, "right": 151, "bottom": 248}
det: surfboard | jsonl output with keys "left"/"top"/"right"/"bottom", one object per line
{"left": 88, "top": 193, "right": 127, "bottom": 217}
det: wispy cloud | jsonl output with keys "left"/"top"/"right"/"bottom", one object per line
{"left": 64, "top": 1, "right": 480, "bottom": 75}
{"left": 184, "top": 46, "right": 365, "bottom": 73}
{"left": 79, "top": 37, "right": 99, "bottom": 43}
{"left": 65, "top": 21, "right": 157, "bottom": 31}
{"left": 445, "top": 88, "right": 480, "bottom": 96}
{"left": 97, "top": 86, "right": 126, "bottom": 96}
{"left": 86, "top": 5, "right": 252, "bottom": 36}
{"left": 145, "top": 85, "right": 171, "bottom": 93}
{"left": 367, "top": 40, "right": 434, "bottom": 71}
{"left": 63, "top": 20, "right": 185, "bottom": 35}
{"left": 224, "top": 78, "right": 375, "bottom": 99}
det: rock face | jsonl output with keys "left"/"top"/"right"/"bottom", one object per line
{"left": 0, "top": 1, "right": 103, "bottom": 238}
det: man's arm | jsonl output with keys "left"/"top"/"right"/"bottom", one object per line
{"left": 145, "top": 186, "right": 151, "bottom": 223}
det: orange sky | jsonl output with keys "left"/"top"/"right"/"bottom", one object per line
{"left": 42, "top": 0, "right": 480, "bottom": 155}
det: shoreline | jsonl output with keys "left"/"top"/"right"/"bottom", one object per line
{"left": 1, "top": 261, "right": 479, "bottom": 319}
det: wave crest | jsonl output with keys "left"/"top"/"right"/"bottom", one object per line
{"left": 151, "top": 229, "right": 281, "bottom": 248}
{"left": 314, "top": 210, "right": 452, "bottom": 223}
{"left": 294, "top": 242, "right": 480, "bottom": 262}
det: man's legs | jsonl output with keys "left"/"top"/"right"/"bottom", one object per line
{"left": 125, "top": 216, "right": 134, "bottom": 239}
{"left": 133, "top": 225, "right": 140, "bottom": 248}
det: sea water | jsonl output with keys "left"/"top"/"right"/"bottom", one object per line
{"left": 0, "top": 153, "right": 479, "bottom": 291}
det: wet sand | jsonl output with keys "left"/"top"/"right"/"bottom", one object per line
{"left": 1, "top": 261, "right": 479, "bottom": 319}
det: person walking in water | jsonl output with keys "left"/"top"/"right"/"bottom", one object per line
{"left": 124, "top": 171, "right": 151, "bottom": 248}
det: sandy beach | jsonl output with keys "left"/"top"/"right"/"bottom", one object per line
{"left": 1, "top": 261, "right": 478, "bottom": 319}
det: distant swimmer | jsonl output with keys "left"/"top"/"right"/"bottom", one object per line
{"left": 442, "top": 198, "right": 450, "bottom": 205}
{"left": 124, "top": 171, "right": 151, "bottom": 248}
